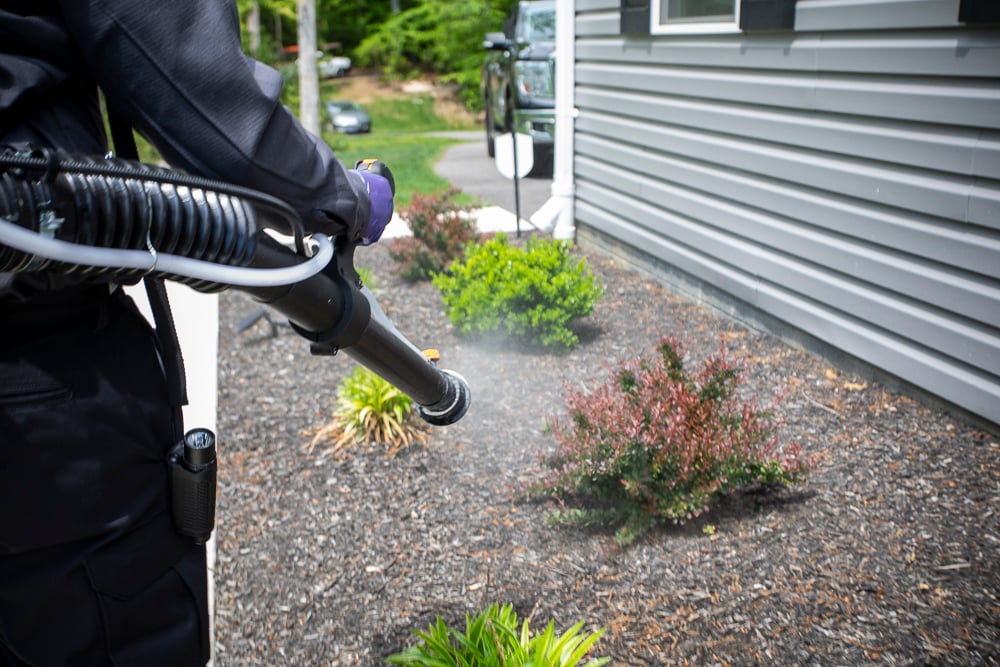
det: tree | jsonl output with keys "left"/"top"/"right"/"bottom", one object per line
{"left": 315, "top": 0, "right": 419, "bottom": 54}
{"left": 237, "top": 0, "right": 296, "bottom": 61}
{"left": 246, "top": 1, "right": 262, "bottom": 56}
{"left": 297, "top": 0, "right": 321, "bottom": 135}
{"left": 354, "top": 0, "right": 517, "bottom": 109}
{"left": 236, "top": 0, "right": 524, "bottom": 113}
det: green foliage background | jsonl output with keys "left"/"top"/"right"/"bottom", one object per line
{"left": 239, "top": 0, "right": 520, "bottom": 110}
{"left": 355, "top": 0, "right": 514, "bottom": 109}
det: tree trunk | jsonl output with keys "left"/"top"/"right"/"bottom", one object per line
{"left": 297, "top": 0, "right": 321, "bottom": 135}
{"left": 247, "top": 1, "right": 261, "bottom": 57}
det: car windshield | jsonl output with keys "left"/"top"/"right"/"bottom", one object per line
{"left": 522, "top": 7, "right": 555, "bottom": 41}
{"left": 328, "top": 102, "right": 360, "bottom": 113}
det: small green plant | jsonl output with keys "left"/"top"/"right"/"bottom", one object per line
{"left": 305, "top": 366, "right": 425, "bottom": 456}
{"left": 387, "top": 602, "right": 610, "bottom": 667}
{"left": 524, "top": 335, "right": 809, "bottom": 548}
{"left": 389, "top": 187, "right": 479, "bottom": 282}
{"left": 356, "top": 266, "right": 376, "bottom": 290}
{"left": 432, "top": 233, "right": 604, "bottom": 353}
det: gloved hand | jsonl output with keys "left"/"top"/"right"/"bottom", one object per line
{"left": 353, "top": 159, "right": 395, "bottom": 246}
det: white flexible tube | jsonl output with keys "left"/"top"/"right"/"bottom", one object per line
{"left": 0, "top": 217, "right": 332, "bottom": 288}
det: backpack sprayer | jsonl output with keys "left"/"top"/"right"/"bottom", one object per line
{"left": 0, "top": 149, "right": 471, "bottom": 426}
{"left": 1, "top": 147, "right": 474, "bottom": 544}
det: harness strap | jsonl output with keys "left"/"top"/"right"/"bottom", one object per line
{"left": 107, "top": 107, "right": 188, "bottom": 409}
{"left": 143, "top": 277, "right": 189, "bottom": 408}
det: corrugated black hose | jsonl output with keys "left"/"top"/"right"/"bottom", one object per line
{"left": 0, "top": 149, "right": 471, "bottom": 425}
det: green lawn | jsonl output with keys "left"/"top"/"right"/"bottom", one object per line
{"left": 134, "top": 78, "right": 476, "bottom": 209}
{"left": 328, "top": 132, "right": 461, "bottom": 208}
{"left": 321, "top": 80, "right": 479, "bottom": 208}
{"left": 359, "top": 94, "right": 475, "bottom": 134}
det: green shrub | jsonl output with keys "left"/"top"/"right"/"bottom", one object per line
{"left": 524, "top": 335, "right": 809, "bottom": 548}
{"left": 305, "top": 366, "right": 425, "bottom": 457}
{"left": 432, "top": 234, "right": 604, "bottom": 353}
{"left": 389, "top": 188, "right": 479, "bottom": 282}
{"left": 387, "top": 602, "right": 610, "bottom": 667}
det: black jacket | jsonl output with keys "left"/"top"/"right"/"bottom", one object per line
{"left": 0, "top": 0, "right": 368, "bottom": 295}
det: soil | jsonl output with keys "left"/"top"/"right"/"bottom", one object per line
{"left": 213, "top": 232, "right": 1000, "bottom": 666}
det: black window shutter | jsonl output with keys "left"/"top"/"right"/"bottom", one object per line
{"left": 959, "top": 0, "right": 1000, "bottom": 23}
{"left": 739, "top": 0, "right": 796, "bottom": 31}
{"left": 621, "top": 0, "right": 651, "bottom": 36}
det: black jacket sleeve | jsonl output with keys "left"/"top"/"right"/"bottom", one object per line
{"left": 57, "top": 0, "right": 370, "bottom": 237}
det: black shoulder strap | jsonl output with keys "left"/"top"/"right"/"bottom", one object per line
{"left": 107, "top": 107, "right": 189, "bottom": 408}
{"left": 107, "top": 106, "right": 139, "bottom": 161}
{"left": 143, "top": 276, "right": 190, "bottom": 408}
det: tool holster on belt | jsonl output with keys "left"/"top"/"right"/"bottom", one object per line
{"left": 108, "top": 110, "right": 217, "bottom": 544}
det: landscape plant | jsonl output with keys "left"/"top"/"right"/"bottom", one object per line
{"left": 389, "top": 187, "right": 479, "bottom": 282}
{"left": 525, "top": 335, "right": 809, "bottom": 547}
{"left": 305, "top": 365, "right": 425, "bottom": 457}
{"left": 432, "top": 233, "right": 604, "bottom": 353}
{"left": 387, "top": 602, "right": 610, "bottom": 667}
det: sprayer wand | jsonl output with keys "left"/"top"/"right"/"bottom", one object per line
{"left": 0, "top": 150, "right": 471, "bottom": 426}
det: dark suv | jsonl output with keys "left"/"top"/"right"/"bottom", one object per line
{"left": 481, "top": 0, "right": 556, "bottom": 167}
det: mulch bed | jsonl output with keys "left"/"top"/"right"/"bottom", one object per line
{"left": 213, "top": 237, "right": 999, "bottom": 666}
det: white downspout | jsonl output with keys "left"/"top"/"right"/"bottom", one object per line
{"left": 530, "top": 0, "right": 576, "bottom": 241}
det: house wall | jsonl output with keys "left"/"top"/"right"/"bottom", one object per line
{"left": 571, "top": 0, "right": 1000, "bottom": 426}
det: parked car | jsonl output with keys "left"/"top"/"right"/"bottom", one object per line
{"left": 323, "top": 100, "right": 371, "bottom": 134}
{"left": 318, "top": 53, "right": 351, "bottom": 79}
{"left": 279, "top": 52, "right": 352, "bottom": 81}
{"left": 481, "top": 0, "right": 555, "bottom": 168}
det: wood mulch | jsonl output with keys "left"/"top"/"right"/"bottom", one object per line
{"left": 213, "top": 237, "right": 999, "bottom": 666}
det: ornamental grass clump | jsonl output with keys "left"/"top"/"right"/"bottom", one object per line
{"left": 527, "top": 335, "right": 809, "bottom": 548}
{"left": 305, "top": 366, "right": 425, "bottom": 457}
{"left": 432, "top": 233, "right": 604, "bottom": 353}
{"left": 387, "top": 602, "right": 610, "bottom": 667}
{"left": 389, "top": 187, "right": 478, "bottom": 282}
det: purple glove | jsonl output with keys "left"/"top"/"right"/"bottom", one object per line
{"left": 354, "top": 168, "right": 394, "bottom": 246}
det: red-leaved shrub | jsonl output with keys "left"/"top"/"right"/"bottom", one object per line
{"left": 526, "top": 335, "right": 808, "bottom": 547}
{"left": 389, "top": 187, "right": 478, "bottom": 282}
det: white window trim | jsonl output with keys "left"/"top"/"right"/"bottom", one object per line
{"left": 649, "top": 0, "right": 742, "bottom": 35}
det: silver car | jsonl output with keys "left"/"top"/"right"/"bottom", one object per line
{"left": 318, "top": 54, "right": 351, "bottom": 79}
{"left": 323, "top": 101, "right": 371, "bottom": 134}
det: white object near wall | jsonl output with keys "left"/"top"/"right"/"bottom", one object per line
{"left": 493, "top": 132, "right": 534, "bottom": 180}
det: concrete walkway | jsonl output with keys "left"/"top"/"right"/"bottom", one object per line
{"left": 384, "top": 130, "right": 553, "bottom": 238}
{"left": 432, "top": 131, "right": 553, "bottom": 222}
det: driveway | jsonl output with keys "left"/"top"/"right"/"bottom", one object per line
{"left": 432, "top": 131, "right": 553, "bottom": 227}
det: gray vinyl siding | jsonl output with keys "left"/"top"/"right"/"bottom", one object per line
{"left": 571, "top": 0, "right": 1000, "bottom": 425}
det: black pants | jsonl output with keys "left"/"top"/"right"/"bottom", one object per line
{"left": 0, "top": 287, "right": 209, "bottom": 666}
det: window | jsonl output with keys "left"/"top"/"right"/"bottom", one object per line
{"left": 652, "top": 0, "right": 740, "bottom": 33}
{"left": 622, "top": 0, "right": 796, "bottom": 36}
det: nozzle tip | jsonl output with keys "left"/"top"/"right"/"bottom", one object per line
{"left": 418, "top": 369, "right": 471, "bottom": 426}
